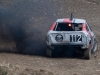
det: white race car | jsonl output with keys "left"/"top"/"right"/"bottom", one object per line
{"left": 46, "top": 15, "right": 98, "bottom": 59}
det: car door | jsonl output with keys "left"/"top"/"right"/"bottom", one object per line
{"left": 86, "top": 22, "right": 95, "bottom": 38}
{"left": 86, "top": 22, "right": 95, "bottom": 48}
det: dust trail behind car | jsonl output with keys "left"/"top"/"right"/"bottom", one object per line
{"left": 0, "top": 0, "right": 68, "bottom": 55}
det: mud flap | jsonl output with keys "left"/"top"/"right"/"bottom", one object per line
{"left": 46, "top": 47, "right": 53, "bottom": 57}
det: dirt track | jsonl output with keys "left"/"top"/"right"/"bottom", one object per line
{"left": 0, "top": 0, "right": 100, "bottom": 75}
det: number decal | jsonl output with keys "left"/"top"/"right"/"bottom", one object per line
{"left": 77, "top": 35, "right": 82, "bottom": 42}
{"left": 70, "top": 35, "right": 82, "bottom": 42}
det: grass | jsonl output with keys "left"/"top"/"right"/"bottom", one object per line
{"left": 0, "top": 67, "right": 7, "bottom": 75}
{"left": 0, "top": 63, "right": 9, "bottom": 75}
{"left": 0, "top": 62, "right": 19, "bottom": 75}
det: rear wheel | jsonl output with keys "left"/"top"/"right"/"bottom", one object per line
{"left": 91, "top": 39, "right": 98, "bottom": 53}
{"left": 84, "top": 44, "right": 91, "bottom": 59}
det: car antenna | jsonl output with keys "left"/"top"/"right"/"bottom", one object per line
{"left": 70, "top": 13, "right": 73, "bottom": 20}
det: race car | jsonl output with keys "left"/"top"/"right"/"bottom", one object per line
{"left": 46, "top": 15, "right": 98, "bottom": 59}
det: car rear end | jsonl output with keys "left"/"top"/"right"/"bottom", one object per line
{"left": 46, "top": 18, "right": 92, "bottom": 58}
{"left": 46, "top": 21, "right": 90, "bottom": 49}
{"left": 46, "top": 31, "right": 89, "bottom": 49}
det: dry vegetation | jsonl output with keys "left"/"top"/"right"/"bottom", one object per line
{"left": 0, "top": 63, "right": 56, "bottom": 75}
{"left": 0, "top": 62, "right": 19, "bottom": 75}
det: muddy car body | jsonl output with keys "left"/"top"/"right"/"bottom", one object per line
{"left": 46, "top": 17, "right": 98, "bottom": 59}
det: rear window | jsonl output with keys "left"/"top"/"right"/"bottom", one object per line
{"left": 54, "top": 23, "right": 83, "bottom": 31}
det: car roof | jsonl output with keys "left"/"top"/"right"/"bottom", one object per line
{"left": 56, "top": 18, "right": 86, "bottom": 23}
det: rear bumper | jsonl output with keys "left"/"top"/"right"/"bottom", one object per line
{"left": 47, "top": 45, "right": 84, "bottom": 54}
{"left": 51, "top": 44, "right": 83, "bottom": 47}
{"left": 48, "top": 43, "right": 87, "bottom": 49}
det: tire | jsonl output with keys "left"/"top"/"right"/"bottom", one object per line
{"left": 46, "top": 47, "right": 53, "bottom": 57}
{"left": 84, "top": 44, "right": 91, "bottom": 59}
{"left": 91, "top": 39, "right": 98, "bottom": 54}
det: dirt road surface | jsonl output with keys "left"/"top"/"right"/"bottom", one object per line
{"left": 0, "top": 0, "right": 100, "bottom": 75}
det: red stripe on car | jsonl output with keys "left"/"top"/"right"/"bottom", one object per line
{"left": 50, "top": 22, "right": 56, "bottom": 30}
{"left": 82, "top": 23, "right": 93, "bottom": 48}
{"left": 82, "top": 23, "right": 92, "bottom": 38}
